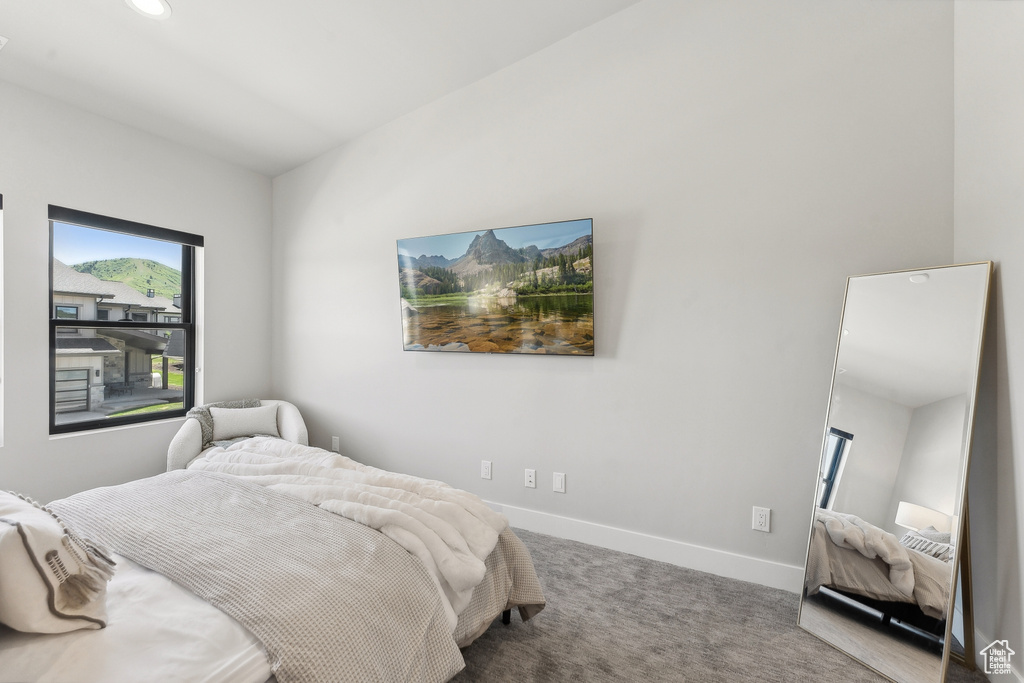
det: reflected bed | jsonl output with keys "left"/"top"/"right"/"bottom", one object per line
{"left": 804, "top": 510, "right": 952, "bottom": 635}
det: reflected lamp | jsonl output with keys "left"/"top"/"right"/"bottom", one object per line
{"left": 895, "top": 501, "right": 952, "bottom": 533}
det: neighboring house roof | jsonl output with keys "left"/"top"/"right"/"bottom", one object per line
{"left": 52, "top": 260, "right": 117, "bottom": 298}
{"left": 150, "top": 293, "right": 181, "bottom": 316}
{"left": 102, "top": 329, "right": 169, "bottom": 355}
{"left": 55, "top": 337, "right": 121, "bottom": 355}
{"left": 100, "top": 279, "right": 170, "bottom": 312}
{"left": 163, "top": 329, "right": 186, "bottom": 358}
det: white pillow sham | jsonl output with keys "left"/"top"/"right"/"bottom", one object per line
{"left": 210, "top": 404, "right": 280, "bottom": 442}
{"left": 0, "top": 491, "right": 115, "bottom": 633}
{"left": 915, "top": 525, "right": 952, "bottom": 544}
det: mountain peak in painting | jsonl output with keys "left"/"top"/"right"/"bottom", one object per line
{"left": 451, "top": 229, "right": 526, "bottom": 275}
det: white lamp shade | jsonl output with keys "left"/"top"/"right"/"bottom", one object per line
{"left": 895, "top": 501, "right": 952, "bottom": 533}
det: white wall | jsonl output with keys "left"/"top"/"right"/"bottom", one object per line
{"left": 0, "top": 81, "right": 274, "bottom": 503}
{"left": 272, "top": 0, "right": 954, "bottom": 587}
{"left": 827, "top": 384, "right": 912, "bottom": 527}
{"left": 884, "top": 394, "right": 967, "bottom": 536}
{"left": 954, "top": 1, "right": 1024, "bottom": 673}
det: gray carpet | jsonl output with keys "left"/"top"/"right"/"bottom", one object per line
{"left": 454, "top": 529, "right": 989, "bottom": 682}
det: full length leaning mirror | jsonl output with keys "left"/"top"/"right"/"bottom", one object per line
{"left": 797, "top": 262, "right": 992, "bottom": 683}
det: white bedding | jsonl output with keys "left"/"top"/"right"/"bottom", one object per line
{"left": 188, "top": 436, "right": 508, "bottom": 629}
{"left": 805, "top": 516, "right": 952, "bottom": 619}
{"left": 0, "top": 554, "right": 271, "bottom": 683}
{"left": 0, "top": 438, "right": 546, "bottom": 683}
{"left": 814, "top": 508, "right": 914, "bottom": 596}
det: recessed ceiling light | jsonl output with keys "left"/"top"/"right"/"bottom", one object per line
{"left": 126, "top": 0, "right": 172, "bottom": 20}
{"left": 909, "top": 273, "right": 930, "bottom": 284}
{"left": 0, "top": 36, "right": 9, "bottom": 52}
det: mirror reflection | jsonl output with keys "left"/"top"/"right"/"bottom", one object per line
{"left": 798, "top": 263, "right": 991, "bottom": 683}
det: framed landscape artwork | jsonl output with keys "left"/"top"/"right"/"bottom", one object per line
{"left": 397, "top": 218, "right": 594, "bottom": 355}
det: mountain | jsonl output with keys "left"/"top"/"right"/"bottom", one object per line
{"left": 450, "top": 229, "right": 528, "bottom": 275}
{"left": 73, "top": 258, "right": 181, "bottom": 299}
{"left": 399, "top": 268, "right": 444, "bottom": 295}
{"left": 519, "top": 245, "right": 543, "bottom": 262}
{"left": 399, "top": 253, "right": 455, "bottom": 270}
{"left": 540, "top": 234, "right": 593, "bottom": 259}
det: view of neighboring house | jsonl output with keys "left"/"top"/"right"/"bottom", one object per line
{"left": 52, "top": 259, "right": 184, "bottom": 422}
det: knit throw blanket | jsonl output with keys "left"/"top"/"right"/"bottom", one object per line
{"left": 49, "top": 470, "right": 464, "bottom": 683}
{"left": 814, "top": 508, "right": 914, "bottom": 596}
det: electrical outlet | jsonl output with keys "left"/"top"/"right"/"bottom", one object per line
{"left": 524, "top": 468, "right": 536, "bottom": 488}
{"left": 331, "top": 436, "right": 340, "bottom": 453}
{"left": 481, "top": 460, "right": 492, "bottom": 480}
{"left": 752, "top": 506, "right": 771, "bottom": 533}
{"left": 553, "top": 472, "right": 566, "bottom": 493}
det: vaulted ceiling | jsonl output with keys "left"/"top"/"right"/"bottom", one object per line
{"left": 0, "top": 0, "right": 642, "bottom": 176}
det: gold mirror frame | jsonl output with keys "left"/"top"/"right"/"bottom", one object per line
{"left": 797, "top": 262, "right": 992, "bottom": 683}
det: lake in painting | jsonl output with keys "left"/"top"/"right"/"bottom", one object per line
{"left": 398, "top": 219, "right": 594, "bottom": 355}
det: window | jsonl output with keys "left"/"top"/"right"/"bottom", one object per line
{"left": 54, "top": 304, "right": 81, "bottom": 335}
{"left": 49, "top": 205, "right": 203, "bottom": 434}
{"left": 817, "top": 428, "right": 853, "bottom": 509}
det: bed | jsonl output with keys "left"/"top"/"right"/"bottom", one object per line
{"left": 804, "top": 508, "right": 953, "bottom": 636}
{"left": 0, "top": 400, "right": 545, "bottom": 683}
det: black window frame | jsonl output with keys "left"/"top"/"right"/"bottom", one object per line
{"left": 818, "top": 427, "right": 853, "bottom": 509}
{"left": 48, "top": 205, "right": 203, "bottom": 435}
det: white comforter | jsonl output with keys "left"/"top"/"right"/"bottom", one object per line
{"left": 814, "top": 508, "right": 914, "bottom": 596}
{"left": 189, "top": 437, "right": 507, "bottom": 629}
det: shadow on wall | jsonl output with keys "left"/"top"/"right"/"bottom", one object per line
{"left": 968, "top": 270, "right": 1021, "bottom": 670}
{"left": 589, "top": 209, "right": 642, "bottom": 360}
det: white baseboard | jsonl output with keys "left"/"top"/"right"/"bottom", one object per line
{"left": 487, "top": 501, "right": 805, "bottom": 593}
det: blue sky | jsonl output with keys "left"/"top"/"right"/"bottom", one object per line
{"left": 53, "top": 222, "right": 182, "bottom": 269}
{"left": 397, "top": 218, "right": 592, "bottom": 260}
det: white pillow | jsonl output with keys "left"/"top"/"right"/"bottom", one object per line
{"left": 0, "top": 491, "right": 115, "bottom": 633}
{"left": 210, "top": 404, "right": 280, "bottom": 441}
{"left": 899, "top": 529, "right": 954, "bottom": 563}
{"left": 916, "top": 525, "right": 952, "bottom": 544}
